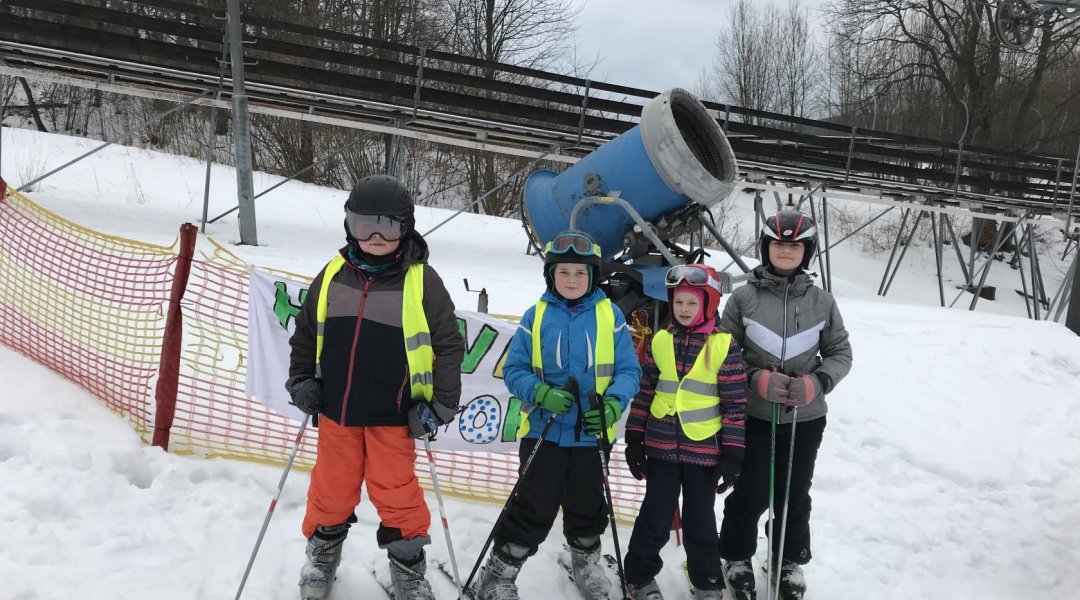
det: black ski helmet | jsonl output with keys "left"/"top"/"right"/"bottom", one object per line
{"left": 760, "top": 210, "right": 817, "bottom": 270}
{"left": 543, "top": 231, "right": 602, "bottom": 296}
{"left": 344, "top": 175, "right": 415, "bottom": 235}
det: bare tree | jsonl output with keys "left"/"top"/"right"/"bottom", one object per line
{"left": 707, "top": 0, "right": 820, "bottom": 120}
{"left": 823, "top": 0, "right": 1080, "bottom": 152}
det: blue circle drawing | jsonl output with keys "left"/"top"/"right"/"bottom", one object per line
{"left": 458, "top": 395, "right": 502, "bottom": 444}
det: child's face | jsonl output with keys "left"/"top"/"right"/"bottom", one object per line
{"left": 768, "top": 241, "right": 805, "bottom": 276}
{"left": 553, "top": 263, "right": 589, "bottom": 300}
{"left": 358, "top": 234, "right": 400, "bottom": 256}
{"left": 672, "top": 290, "right": 702, "bottom": 326}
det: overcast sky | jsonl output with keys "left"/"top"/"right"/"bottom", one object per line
{"left": 570, "top": 0, "right": 826, "bottom": 95}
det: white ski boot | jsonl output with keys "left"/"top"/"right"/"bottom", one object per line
{"left": 299, "top": 523, "right": 349, "bottom": 600}
{"left": 474, "top": 544, "right": 528, "bottom": 600}
{"left": 388, "top": 551, "right": 436, "bottom": 600}
{"left": 568, "top": 536, "right": 611, "bottom": 599}
{"left": 691, "top": 588, "right": 723, "bottom": 599}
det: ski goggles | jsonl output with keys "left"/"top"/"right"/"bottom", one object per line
{"left": 665, "top": 265, "right": 722, "bottom": 293}
{"left": 544, "top": 232, "right": 601, "bottom": 258}
{"left": 345, "top": 212, "right": 407, "bottom": 242}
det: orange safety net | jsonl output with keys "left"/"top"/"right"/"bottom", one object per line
{"left": 0, "top": 188, "right": 647, "bottom": 523}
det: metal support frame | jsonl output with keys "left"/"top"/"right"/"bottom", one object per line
{"left": 568, "top": 196, "right": 680, "bottom": 266}
{"left": 1067, "top": 139, "right": 1080, "bottom": 237}
{"left": 1012, "top": 225, "right": 1033, "bottom": 319}
{"left": 699, "top": 209, "right": 752, "bottom": 273}
{"left": 880, "top": 209, "right": 926, "bottom": 297}
{"left": 877, "top": 207, "right": 913, "bottom": 296}
{"left": 931, "top": 210, "right": 945, "bottom": 307}
{"left": 18, "top": 88, "right": 211, "bottom": 192}
{"left": 941, "top": 214, "right": 972, "bottom": 284}
{"left": 200, "top": 13, "right": 230, "bottom": 233}
{"left": 575, "top": 80, "right": 590, "bottom": 147}
{"left": 411, "top": 47, "right": 426, "bottom": 121}
{"left": 226, "top": 0, "right": 257, "bottom": 245}
{"left": 843, "top": 126, "right": 857, "bottom": 184}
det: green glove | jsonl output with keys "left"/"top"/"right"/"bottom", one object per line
{"left": 584, "top": 397, "right": 622, "bottom": 436}
{"left": 534, "top": 383, "right": 575, "bottom": 415}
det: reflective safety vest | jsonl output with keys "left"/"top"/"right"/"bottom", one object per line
{"left": 315, "top": 256, "right": 434, "bottom": 402}
{"left": 507, "top": 298, "right": 617, "bottom": 441}
{"left": 650, "top": 330, "right": 731, "bottom": 441}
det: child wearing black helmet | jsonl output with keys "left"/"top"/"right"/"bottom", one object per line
{"left": 718, "top": 210, "right": 853, "bottom": 600}
{"left": 472, "top": 230, "right": 641, "bottom": 600}
{"left": 621, "top": 263, "right": 748, "bottom": 600}
{"left": 285, "top": 175, "right": 465, "bottom": 600}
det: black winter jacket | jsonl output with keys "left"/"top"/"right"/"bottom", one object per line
{"left": 288, "top": 233, "right": 465, "bottom": 426}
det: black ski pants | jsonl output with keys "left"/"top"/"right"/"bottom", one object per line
{"left": 624, "top": 459, "right": 724, "bottom": 591}
{"left": 719, "top": 415, "right": 826, "bottom": 565}
{"left": 493, "top": 438, "right": 610, "bottom": 553}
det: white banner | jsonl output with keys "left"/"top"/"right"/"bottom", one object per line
{"left": 246, "top": 269, "right": 522, "bottom": 453}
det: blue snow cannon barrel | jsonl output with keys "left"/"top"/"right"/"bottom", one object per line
{"left": 524, "top": 88, "right": 739, "bottom": 259}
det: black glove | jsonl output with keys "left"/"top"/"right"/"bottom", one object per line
{"left": 407, "top": 400, "right": 458, "bottom": 439}
{"left": 624, "top": 441, "right": 647, "bottom": 480}
{"left": 286, "top": 376, "right": 324, "bottom": 416}
{"left": 713, "top": 455, "right": 741, "bottom": 494}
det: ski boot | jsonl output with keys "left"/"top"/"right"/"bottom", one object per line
{"left": 388, "top": 550, "right": 436, "bottom": 600}
{"left": 778, "top": 560, "right": 806, "bottom": 600}
{"left": 299, "top": 523, "right": 349, "bottom": 600}
{"left": 722, "top": 559, "right": 755, "bottom": 600}
{"left": 474, "top": 543, "right": 529, "bottom": 600}
{"left": 692, "top": 589, "right": 722, "bottom": 599}
{"left": 567, "top": 536, "right": 611, "bottom": 599}
{"left": 628, "top": 579, "right": 663, "bottom": 599}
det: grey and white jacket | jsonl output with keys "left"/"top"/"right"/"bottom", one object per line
{"left": 719, "top": 266, "right": 852, "bottom": 424}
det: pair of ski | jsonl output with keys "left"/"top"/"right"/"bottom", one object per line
{"left": 368, "top": 558, "right": 463, "bottom": 599}
{"left": 682, "top": 556, "right": 803, "bottom": 595}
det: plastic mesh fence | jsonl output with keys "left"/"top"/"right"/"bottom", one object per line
{"left": 0, "top": 189, "right": 176, "bottom": 438}
{"left": 0, "top": 189, "right": 646, "bottom": 523}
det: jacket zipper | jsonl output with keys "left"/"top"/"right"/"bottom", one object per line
{"left": 340, "top": 277, "right": 373, "bottom": 422}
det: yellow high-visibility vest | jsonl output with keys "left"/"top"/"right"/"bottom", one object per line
{"left": 650, "top": 329, "right": 731, "bottom": 441}
{"left": 511, "top": 298, "right": 616, "bottom": 440}
{"left": 315, "top": 256, "right": 433, "bottom": 401}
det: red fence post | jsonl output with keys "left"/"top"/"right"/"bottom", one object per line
{"left": 1, "top": 175, "right": 7, "bottom": 197}
{"left": 152, "top": 223, "right": 198, "bottom": 450}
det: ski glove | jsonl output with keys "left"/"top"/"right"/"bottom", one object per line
{"left": 712, "top": 455, "right": 741, "bottom": 494}
{"left": 534, "top": 383, "right": 575, "bottom": 415}
{"left": 286, "top": 376, "right": 324, "bottom": 416}
{"left": 751, "top": 370, "right": 791, "bottom": 405}
{"left": 407, "top": 400, "right": 457, "bottom": 439}
{"left": 624, "top": 440, "right": 647, "bottom": 480}
{"left": 583, "top": 396, "right": 622, "bottom": 436}
{"left": 784, "top": 374, "right": 822, "bottom": 407}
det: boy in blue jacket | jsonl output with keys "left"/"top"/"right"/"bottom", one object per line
{"left": 474, "top": 231, "right": 641, "bottom": 600}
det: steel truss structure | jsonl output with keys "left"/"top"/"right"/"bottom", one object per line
{"left": 0, "top": 0, "right": 1077, "bottom": 327}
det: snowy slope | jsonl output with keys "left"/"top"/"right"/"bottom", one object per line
{"left": 2, "top": 128, "right": 1080, "bottom": 599}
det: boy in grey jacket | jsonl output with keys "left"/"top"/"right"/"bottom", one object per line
{"left": 718, "top": 210, "right": 853, "bottom": 600}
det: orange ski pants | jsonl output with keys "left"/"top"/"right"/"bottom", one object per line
{"left": 302, "top": 418, "right": 430, "bottom": 540}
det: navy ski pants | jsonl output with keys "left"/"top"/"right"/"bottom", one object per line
{"left": 624, "top": 459, "right": 725, "bottom": 591}
{"left": 719, "top": 415, "right": 826, "bottom": 565}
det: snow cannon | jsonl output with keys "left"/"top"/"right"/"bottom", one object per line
{"left": 522, "top": 88, "right": 745, "bottom": 322}
{"left": 523, "top": 87, "right": 739, "bottom": 260}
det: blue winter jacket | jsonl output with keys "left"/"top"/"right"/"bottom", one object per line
{"left": 503, "top": 288, "right": 642, "bottom": 447}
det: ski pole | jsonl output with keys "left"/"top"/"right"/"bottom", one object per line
{"left": 234, "top": 415, "right": 309, "bottom": 600}
{"left": 772, "top": 408, "right": 799, "bottom": 600}
{"left": 766, "top": 402, "right": 778, "bottom": 600}
{"left": 591, "top": 391, "right": 630, "bottom": 600}
{"left": 461, "top": 414, "right": 557, "bottom": 598}
{"left": 421, "top": 434, "right": 463, "bottom": 596}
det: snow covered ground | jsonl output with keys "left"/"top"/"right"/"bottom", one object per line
{"left": 2, "top": 127, "right": 1080, "bottom": 599}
